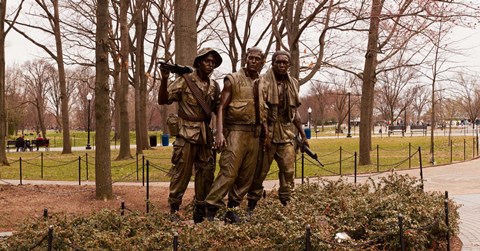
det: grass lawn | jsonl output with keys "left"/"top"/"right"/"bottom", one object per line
{"left": 1, "top": 134, "right": 477, "bottom": 183}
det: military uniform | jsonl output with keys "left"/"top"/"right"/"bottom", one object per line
{"left": 247, "top": 67, "right": 301, "bottom": 205}
{"left": 164, "top": 69, "right": 219, "bottom": 211}
{"left": 205, "top": 68, "right": 267, "bottom": 210}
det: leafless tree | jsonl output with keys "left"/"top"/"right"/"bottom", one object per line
{"left": 94, "top": 0, "right": 113, "bottom": 200}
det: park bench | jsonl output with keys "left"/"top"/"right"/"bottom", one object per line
{"left": 6, "top": 139, "right": 33, "bottom": 152}
{"left": 6, "top": 140, "right": 17, "bottom": 152}
{"left": 32, "top": 139, "right": 50, "bottom": 151}
{"left": 410, "top": 125, "right": 427, "bottom": 136}
{"left": 388, "top": 125, "right": 405, "bottom": 136}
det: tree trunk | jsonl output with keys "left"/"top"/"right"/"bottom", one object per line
{"left": 0, "top": 0, "right": 9, "bottom": 165}
{"left": 134, "top": 0, "right": 149, "bottom": 153}
{"left": 95, "top": 0, "right": 113, "bottom": 200}
{"left": 359, "top": 0, "right": 383, "bottom": 166}
{"left": 174, "top": 0, "right": 197, "bottom": 65}
{"left": 51, "top": 0, "right": 72, "bottom": 154}
{"left": 116, "top": 0, "right": 133, "bottom": 160}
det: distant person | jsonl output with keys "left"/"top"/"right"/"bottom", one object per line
{"left": 15, "top": 135, "right": 25, "bottom": 152}
{"left": 36, "top": 133, "right": 44, "bottom": 151}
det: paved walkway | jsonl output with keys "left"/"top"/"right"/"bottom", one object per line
{"left": 2, "top": 154, "right": 480, "bottom": 249}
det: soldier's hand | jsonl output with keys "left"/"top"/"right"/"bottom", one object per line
{"left": 215, "top": 133, "right": 227, "bottom": 150}
{"left": 303, "top": 138, "right": 310, "bottom": 148}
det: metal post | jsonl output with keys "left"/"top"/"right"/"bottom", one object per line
{"left": 419, "top": 147, "right": 424, "bottom": 191}
{"left": 86, "top": 153, "right": 89, "bottom": 181}
{"left": 398, "top": 214, "right": 405, "bottom": 251}
{"left": 173, "top": 233, "right": 179, "bottom": 251}
{"left": 305, "top": 224, "right": 311, "bottom": 251}
{"left": 19, "top": 157, "right": 22, "bottom": 185}
{"left": 408, "top": 143, "right": 411, "bottom": 169}
{"left": 78, "top": 156, "right": 81, "bottom": 186}
{"left": 339, "top": 146, "right": 342, "bottom": 176}
{"left": 47, "top": 225, "right": 54, "bottom": 251}
{"left": 121, "top": 201, "right": 125, "bottom": 216}
{"left": 445, "top": 191, "right": 450, "bottom": 251}
{"left": 301, "top": 152, "right": 305, "bottom": 184}
{"left": 146, "top": 160, "right": 150, "bottom": 213}
{"left": 347, "top": 91, "right": 352, "bottom": 138}
{"left": 86, "top": 93, "right": 92, "bottom": 150}
{"left": 136, "top": 153, "right": 139, "bottom": 181}
{"left": 41, "top": 152, "right": 44, "bottom": 179}
{"left": 43, "top": 208, "right": 48, "bottom": 220}
{"left": 354, "top": 152, "right": 357, "bottom": 184}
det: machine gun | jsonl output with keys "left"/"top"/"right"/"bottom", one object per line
{"left": 158, "top": 61, "right": 193, "bottom": 75}
{"left": 294, "top": 135, "right": 324, "bottom": 167}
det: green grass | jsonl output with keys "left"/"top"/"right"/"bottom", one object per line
{"left": 1, "top": 135, "right": 476, "bottom": 183}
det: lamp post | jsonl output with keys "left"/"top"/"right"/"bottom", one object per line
{"left": 307, "top": 107, "right": 312, "bottom": 130}
{"left": 86, "top": 93, "right": 92, "bottom": 150}
{"left": 346, "top": 88, "right": 352, "bottom": 138}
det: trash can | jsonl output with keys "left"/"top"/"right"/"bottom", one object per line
{"left": 304, "top": 128, "right": 311, "bottom": 139}
{"left": 149, "top": 135, "right": 157, "bottom": 147}
{"left": 161, "top": 134, "right": 169, "bottom": 146}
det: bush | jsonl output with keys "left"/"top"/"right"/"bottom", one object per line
{"left": 0, "top": 174, "right": 458, "bottom": 250}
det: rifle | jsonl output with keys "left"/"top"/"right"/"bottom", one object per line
{"left": 294, "top": 135, "right": 324, "bottom": 167}
{"left": 158, "top": 61, "right": 193, "bottom": 75}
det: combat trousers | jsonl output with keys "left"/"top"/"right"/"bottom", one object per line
{"left": 247, "top": 141, "right": 296, "bottom": 203}
{"left": 205, "top": 130, "right": 260, "bottom": 208}
{"left": 168, "top": 137, "right": 215, "bottom": 207}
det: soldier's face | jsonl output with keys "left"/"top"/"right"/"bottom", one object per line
{"left": 245, "top": 51, "right": 263, "bottom": 73}
{"left": 272, "top": 55, "right": 290, "bottom": 76}
{"left": 199, "top": 54, "right": 216, "bottom": 75}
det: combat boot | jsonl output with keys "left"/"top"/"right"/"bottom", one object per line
{"left": 169, "top": 204, "right": 181, "bottom": 222}
{"left": 206, "top": 205, "right": 218, "bottom": 221}
{"left": 193, "top": 204, "right": 206, "bottom": 224}
{"left": 247, "top": 199, "right": 257, "bottom": 216}
{"left": 224, "top": 210, "right": 240, "bottom": 224}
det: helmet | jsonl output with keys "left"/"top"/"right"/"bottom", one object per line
{"left": 193, "top": 48, "right": 222, "bottom": 68}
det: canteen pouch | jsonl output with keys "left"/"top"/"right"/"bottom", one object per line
{"left": 167, "top": 113, "right": 179, "bottom": 136}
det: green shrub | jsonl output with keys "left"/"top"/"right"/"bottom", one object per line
{"left": 0, "top": 174, "right": 458, "bottom": 250}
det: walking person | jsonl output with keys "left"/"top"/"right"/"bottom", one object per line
{"left": 247, "top": 50, "right": 309, "bottom": 212}
{"left": 205, "top": 47, "right": 268, "bottom": 223}
{"left": 158, "top": 48, "right": 222, "bottom": 223}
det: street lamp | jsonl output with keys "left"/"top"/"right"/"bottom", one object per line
{"left": 86, "top": 93, "right": 92, "bottom": 150}
{"left": 346, "top": 87, "right": 352, "bottom": 138}
{"left": 307, "top": 107, "right": 312, "bottom": 130}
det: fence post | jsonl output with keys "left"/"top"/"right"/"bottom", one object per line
{"left": 354, "top": 152, "right": 357, "bottom": 184}
{"left": 450, "top": 140, "right": 453, "bottom": 163}
{"left": 398, "top": 214, "right": 405, "bottom": 251}
{"left": 47, "top": 225, "right": 53, "bottom": 251}
{"left": 136, "top": 153, "right": 139, "bottom": 181}
{"left": 146, "top": 160, "right": 150, "bottom": 213}
{"left": 121, "top": 201, "right": 125, "bottom": 216}
{"left": 376, "top": 144, "right": 379, "bottom": 172}
{"left": 339, "top": 146, "right": 342, "bottom": 176}
{"left": 419, "top": 147, "right": 424, "bottom": 191}
{"left": 78, "top": 156, "right": 81, "bottom": 186}
{"left": 41, "top": 152, "right": 44, "bottom": 179}
{"left": 142, "top": 155, "right": 145, "bottom": 187}
{"left": 301, "top": 152, "right": 305, "bottom": 185}
{"left": 305, "top": 224, "right": 311, "bottom": 251}
{"left": 43, "top": 208, "right": 48, "bottom": 220}
{"left": 19, "top": 157, "right": 22, "bottom": 185}
{"left": 85, "top": 153, "right": 89, "bottom": 181}
{"left": 173, "top": 233, "right": 179, "bottom": 251}
{"left": 445, "top": 191, "right": 451, "bottom": 251}
{"left": 408, "top": 143, "right": 411, "bottom": 169}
